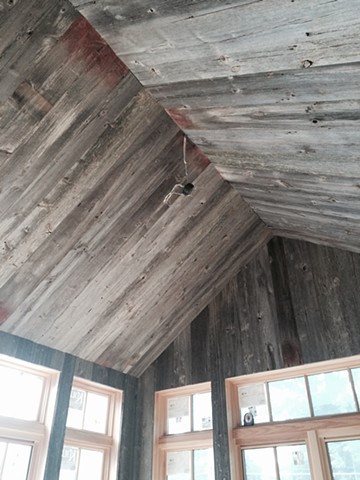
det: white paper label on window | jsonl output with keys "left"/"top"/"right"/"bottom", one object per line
{"left": 238, "top": 384, "right": 266, "bottom": 408}
{"left": 201, "top": 416, "right": 212, "bottom": 429}
{"left": 293, "top": 450, "right": 305, "bottom": 465}
{"left": 69, "top": 389, "right": 85, "bottom": 411}
{"left": 168, "top": 396, "right": 189, "bottom": 418}
{"left": 61, "top": 447, "right": 78, "bottom": 471}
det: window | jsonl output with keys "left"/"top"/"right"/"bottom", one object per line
{"left": 0, "top": 355, "right": 59, "bottom": 480}
{"left": 153, "top": 383, "right": 215, "bottom": 480}
{"left": 60, "top": 378, "right": 122, "bottom": 480}
{"left": 226, "top": 355, "right": 360, "bottom": 479}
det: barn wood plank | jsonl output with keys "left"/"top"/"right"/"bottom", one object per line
{"left": 74, "top": 0, "right": 360, "bottom": 85}
{"left": 0, "top": 58, "right": 129, "bottom": 224}
{"left": 14, "top": 169, "right": 268, "bottom": 376}
{"left": 281, "top": 239, "right": 360, "bottom": 363}
{"left": 0, "top": 94, "right": 176, "bottom": 321}
{"left": 2, "top": 108, "right": 181, "bottom": 335}
{"left": 0, "top": 75, "right": 141, "bottom": 285}
{"left": 0, "top": 0, "right": 78, "bottom": 102}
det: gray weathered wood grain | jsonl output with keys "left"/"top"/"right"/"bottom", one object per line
{"left": 75, "top": 0, "right": 360, "bottom": 84}
{"left": 71, "top": 0, "right": 360, "bottom": 251}
{"left": 149, "top": 63, "right": 360, "bottom": 251}
{"left": 136, "top": 237, "right": 360, "bottom": 480}
{"left": 0, "top": 10, "right": 269, "bottom": 376}
{"left": 0, "top": 0, "right": 78, "bottom": 102}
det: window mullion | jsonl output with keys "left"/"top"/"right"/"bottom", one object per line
{"left": 265, "top": 382, "right": 273, "bottom": 422}
{"left": 76, "top": 448, "right": 81, "bottom": 480}
{"left": 274, "top": 447, "right": 281, "bottom": 480}
{"left": 191, "top": 449, "right": 195, "bottom": 480}
{"left": 304, "top": 375, "right": 314, "bottom": 417}
{"left": 0, "top": 442, "right": 8, "bottom": 478}
{"left": 348, "top": 369, "right": 360, "bottom": 412}
{"left": 190, "top": 395, "right": 194, "bottom": 432}
{"left": 306, "top": 431, "right": 327, "bottom": 480}
{"left": 81, "top": 392, "right": 88, "bottom": 430}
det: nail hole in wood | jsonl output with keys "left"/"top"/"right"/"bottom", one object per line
{"left": 302, "top": 59, "right": 313, "bottom": 68}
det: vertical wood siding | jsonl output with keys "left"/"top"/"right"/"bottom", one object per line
{"left": 136, "top": 237, "right": 360, "bottom": 480}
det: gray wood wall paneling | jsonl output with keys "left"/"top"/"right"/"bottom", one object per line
{"left": 74, "top": 0, "right": 360, "bottom": 84}
{"left": 72, "top": 0, "right": 360, "bottom": 253}
{"left": 0, "top": 5, "right": 270, "bottom": 374}
{"left": 136, "top": 237, "right": 360, "bottom": 480}
{"left": 278, "top": 238, "right": 360, "bottom": 363}
{"left": 267, "top": 238, "right": 302, "bottom": 367}
{"left": 117, "top": 375, "right": 139, "bottom": 480}
{"left": 149, "top": 63, "right": 360, "bottom": 253}
{"left": 0, "top": 331, "right": 137, "bottom": 480}
{"left": 44, "top": 353, "right": 76, "bottom": 480}
{"left": 0, "top": 0, "right": 78, "bottom": 104}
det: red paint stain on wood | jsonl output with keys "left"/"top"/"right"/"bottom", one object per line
{"left": 172, "top": 133, "right": 210, "bottom": 178}
{"left": 192, "top": 144, "right": 210, "bottom": 169}
{"left": 0, "top": 304, "right": 10, "bottom": 325}
{"left": 166, "top": 108, "right": 197, "bottom": 130}
{"left": 60, "top": 16, "right": 128, "bottom": 89}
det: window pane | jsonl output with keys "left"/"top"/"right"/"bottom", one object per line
{"left": 0, "top": 441, "right": 32, "bottom": 480}
{"left": 194, "top": 448, "right": 215, "bottom": 480}
{"left": 77, "top": 449, "right": 104, "bottom": 480}
{"left": 67, "top": 388, "right": 109, "bottom": 434}
{"left": 309, "top": 370, "right": 356, "bottom": 416}
{"left": 0, "top": 366, "right": 44, "bottom": 421}
{"left": 269, "top": 377, "right": 310, "bottom": 421}
{"left": 60, "top": 447, "right": 104, "bottom": 480}
{"left": 83, "top": 392, "right": 109, "bottom": 434}
{"left": 193, "top": 392, "right": 212, "bottom": 431}
{"left": 167, "top": 396, "right": 191, "bottom": 434}
{"left": 167, "top": 451, "right": 191, "bottom": 480}
{"left": 243, "top": 447, "right": 277, "bottom": 480}
{"left": 352, "top": 368, "right": 360, "bottom": 405}
{"left": 239, "top": 383, "right": 270, "bottom": 425}
{"left": 67, "top": 388, "right": 86, "bottom": 429}
{"left": 327, "top": 439, "right": 360, "bottom": 479}
{"left": 60, "top": 446, "right": 79, "bottom": 480}
{"left": 277, "top": 444, "right": 311, "bottom": 480}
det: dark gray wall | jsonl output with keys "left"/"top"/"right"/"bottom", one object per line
{"left": 0, "top": 331, "right": 137, "bottom": 480}
{"left": 135, "top": 237, "right": 360, "bottom": 480}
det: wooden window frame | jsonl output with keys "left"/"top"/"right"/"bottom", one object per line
{"left": 226, "top": 354, "right": 360, "bottom": 480}
{"left": 0, "top": 354, "right": 59, "bottom": 480}
{"left": 63, "top": 377, "right": 123, "bottom": 480}
{"left": 153, "top": 382, "right": 213, "bottom": 479}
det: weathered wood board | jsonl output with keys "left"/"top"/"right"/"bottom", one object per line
{"left": 153, "top": 65, "right": 360, "bottom": 252}
{"left": 75, "top": 0, "right": 360, "bottom": 84}
{"left": 136, "top": 237, "right": 360, "bottom": 480}
{"left": 72, "top": 0, "right": 360, "bottom": 251}
{"left": 0, "top": 4, "right": 270, "bottom": 375}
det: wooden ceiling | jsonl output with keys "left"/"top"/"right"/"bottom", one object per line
{"left": 1, "top": 0, "right": 359, "bottom": 375}
{"left": 75, "top": 0, "right": 360, "bottom": 252}
{"left": 0, "top": 0, "right": 270, "bottom": 375}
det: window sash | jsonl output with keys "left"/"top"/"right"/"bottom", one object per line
{"left": 0, "top": 356, "right": 59, "bottom": 480}
{"left": 64, "top": 378, "right": 122, "bottom": 480}
{"left": 226, "top": 355, "right": 360, "bottom": 480}
{"left": 153, "top": 382, "right": 213, "bottom": 480}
